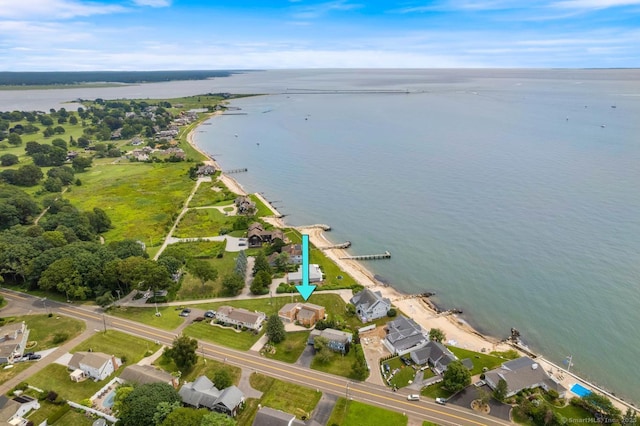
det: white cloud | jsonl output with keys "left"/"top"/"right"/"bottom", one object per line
{"left": 291, "top": 0, "right": 362, "bottom": 20}
{"left": 0, "top": 0, "right": 127, "bottom": 20}
{"left": 131, "top": 0, "right": 171, "bottom": 7}
{"left": 393, "top": 0, "right": 525, "bottom": 13}
{"left": 550, "top": 0, "right": 640, "bottom": 9}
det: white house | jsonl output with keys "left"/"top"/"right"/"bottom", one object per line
{"left": 0, "top": 395, "right": 40, "bottom": 425}
{"left": 286, "top": 264, "right": 323, "bottom": 284}
{"left": 215, "top": 306, "right": 266, "bottom": 331}
{"left": 0, "top": 322, "right": 29, "bottom": 364}
{"left": 350, "top": 288, "right": 391, "bottom": 323}
{"left": 68, "top": 352, "right": 122, "bottom": 382}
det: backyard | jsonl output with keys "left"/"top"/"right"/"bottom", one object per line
{"left": 263, "top": 330, "right": 310, "bottom": 363}
{"left": 250, "top": 373, "right": 322, "bottom": 420}
{"left": 326, "top": 398, "right": 408, "bottom": 426}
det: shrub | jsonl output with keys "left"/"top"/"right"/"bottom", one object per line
{"left": 52, "top": 332, "right": 69, "bottom": 344}
{"left": 387, "top": 308, "right": 397, "bottom": 317}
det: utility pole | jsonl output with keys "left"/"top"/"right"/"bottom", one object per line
{"left": 102, "top": 314, "right": 107, "bottom": 333}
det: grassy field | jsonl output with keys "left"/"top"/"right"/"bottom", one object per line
{"left": 175, "top": 247, "right": 241, "bottom": 300}
{"left": 154, "top": 354, "right": 241, "bottom": 386}
{"left": 310, "top": 246, "right": 359, "bottom": 290}
{"left": 28, "top": 363, "right": 107, "bottom": 402}
{"left": 162, "top": 240, "right": 227, "bottom": 259}
{"left": 263, "top": 331, "right": 310, "bottom": 363}
{"left": 310, "top": 347, "right": 363, "bottom": 380}
{"left": 447, "top": 346, "right": 504, "bottom": 376}
{"left": 64, "top": 162, "right": 195, "bottom": 245}
{"left": 326, "top": 398, "right": 407, "bottom": 426}
{"left": 421, "top": 382, "right": 454, "bottom": 399}
{"left": 248, "top": 194, "right": 276, "bottom": 217}
{"left": 174, "top": 208, "right": 235, "bottom": 238}
{"left": 25, "top": 401, "right": 94, "bottom": 426}
{"left": 71, "top": 330, "right": 161, "bottom": 364}
{"left": 107, "top": 305, "right": 186, "bottom": 330}
{"left": 188, "top": 179, "right": 236, "bottom": 208}
{"left": 0, "top": 362, "right": 32, "bottom": 385}
{"left": 2, "top": 314, "right": 85, "bottom": 351}
{"left": 250, "top": 373, "right": 321, "bottom": 420}
{"left": 384, "top": 357, "right": 417, "bottom": 388}
{"left": 183, "top": 321, "right": 264, "bottom": 351}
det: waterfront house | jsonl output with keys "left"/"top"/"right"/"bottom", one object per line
{"left": 282, "top": 244, "right": 303, "bottom": 264}
{"left": 68, "top": 352, "right": 122, "bottom": 382}
{"left": 252, "top": 406, "right": 306, "bottom": 426}
{"left": 235, "top": 196, "right": 256, "bottom": 215}
{"left": 286, "top": 264, "right": 323, "bottom": 284}
{"left": 383, "top": 316, "right": 428, "bottom": 356}
{"left": 247, "top": 222, "right": 284, "bottom": 248}
{"left": 179, "top": 375, "right": 245, "bottom": 417}
{"left": 278, "top": 303, "right": 326, "bottom": 327}
{"left": 119, "top": 364, "right": 178, "bottom": 388}
{"left": 309, "top": 328, "right": 353, "bottom": 354}
{"left": 350, "top": 289, "right": 391, "bottom": 323}
{"left": 215, "top": 306, "right": 266, "bottom": 331}
{"left": 0, "top": 322, "right": 29, "bottom": 364}
{"left": 196, "top": 165, "right": 216, "bottom": 176}
{"left": 484, "top": 357, "right": 567, "bottom": 398}
{"left": 409, "top": 341, "right": 458, "bottom": 374}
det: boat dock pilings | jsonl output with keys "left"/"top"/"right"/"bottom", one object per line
{"left": 340, "top": 251, "right": 391, "bottom": 260}
{"left": 224, "top": 168, "right": 248, "bottom": 174}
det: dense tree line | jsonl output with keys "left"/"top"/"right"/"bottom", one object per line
{"left": 0, "top": 70, "right": 235, "bottom": 86}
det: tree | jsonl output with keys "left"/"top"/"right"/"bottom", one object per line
{"left": 14, "top": 164, "right": 43, "bottom": 186}
{"left": 161, "top": 407, "right": 209, "bottom": 426}
{"left": 69, "top": 115, "right": 78, "bottom": 125}
{"left": 86, "top": 207, "right": 112, "bottom": 233}
{"left": 72, "top": 156, "right": 93, "bottom": 172}
{"left": 1, "top": 154, "right": 18, "bottom": 166}
{"left": 266, "top": 314, "right": 285, "bottom": 344}
{"left": 252, "top": 251, "right": 272, "bottom": 276}
{"left": 108, "top": 239, "right": 147, "bottom": 259}
{"left": 221, "top": 273, "right": 244, "bottom": 296}
{"left": 493, "top": 378, "right": 508, "bottom": 402}
{"left": 188, "top": 259, "right": 218, "bottom": 288}
{"left": 118, "top": 383, "right": 181, "bottom": 426}
{"left": 51, "top": 138, "right": 67, "bottom": 150}
{"left": 7, "top": 133, "right": 22, "bottom": 146}
{"left": 200, "top": 411, "right": 237, "bottom": 426}
{"left": 273, "top": 252, "right": 289, "bottom": 273}
{"left": 429, "top": 328, "right": 446, "bottom": 343}
{"left": 43, "top": 177, "right": 63, "bottom": 192}
{"left": 250, "top": 270, "right": 271, "bottom": 295}
{"left": 442, "top": 360, "right": 471, "bottom": 392}
{"left": 165, "top": 334, "right": 198, "bottom": 371}
{"left": 153, "top": 401, "right": 181, "bottom": 425}
{"left": 213, "top": 369, "right": 232, "bottom": 389}
{"left": 351, "top": 344, "right": 369, "bottom": 380}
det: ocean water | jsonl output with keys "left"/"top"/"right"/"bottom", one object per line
{"left": 193, "top": 70, "right": 640, "bottom": 404}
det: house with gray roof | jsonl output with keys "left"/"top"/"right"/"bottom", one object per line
{"left": 252, "top": 406, "right": 305, "bottom": 426}
{"left": 216, "top": 306, "right": 266, "bottom": 331}
{"left": 179, "top": 376, "right": 245, "bottom": 417}
{"left": 383, "top": 316, "right": 428, "bottom": 356}
{"left": 119, "top": 364, "right": 178, "bottom": 388}
{"left": 350, "top": 289, "right": 391, "bottom": 323}
{"left": 309, "top": 328, "right": 353, "bottom": 354}
{"left": 484, "top": 357, "right": 567, "bottom": 398}
{"left": 409, "top": 341, "right": 458, "bottom": 374}
{"left": 0, "top": 322, "right": 29, "bottom": 364}
{"left": 68, "top": 351, "right": 121, "bottom": 382}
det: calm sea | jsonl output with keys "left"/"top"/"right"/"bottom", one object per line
{"left": 193, "top": 70, "right": 640, "bottom": 404}
{"left": 2, "top": 69, "right": 638, "bottom": 404}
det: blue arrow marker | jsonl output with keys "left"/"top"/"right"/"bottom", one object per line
{"left": 296, "top": 234, "right": 316, "bottom": 301}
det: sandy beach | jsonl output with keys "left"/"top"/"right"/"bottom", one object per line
{"left": 185, "top": 116, "right": 637, "bottom": 414}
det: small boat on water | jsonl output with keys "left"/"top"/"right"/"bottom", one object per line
{"left": 601, "top": 124, "right": 606, "bottom": 128}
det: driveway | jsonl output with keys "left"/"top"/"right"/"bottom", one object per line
{"left": 312, "top": 392, "right": 338, "bottom": 425}
{"left": 359, "top": 327, "right": 391, "bottom": 386}
{"left": 296, "top": 344, "right": 315, "bottom": 368}
{"left": 447, "top": 384, "right": 512, "bottom": 422}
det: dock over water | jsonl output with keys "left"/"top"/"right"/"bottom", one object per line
{"left": 340, "top": 251, "right": 391, "bottom": 260}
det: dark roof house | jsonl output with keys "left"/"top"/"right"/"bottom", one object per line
{"left": 179, "top": 375, "right": 245, "bottom": 417}
{"left": 383, "top": 316, "right": 428, "bottom": 355}
{"left": 484, "top": 357, "right": 567, "bottom": 398}
{"left": 252, "top": 406, "right": 306, "bottom": 426}
{"left": 409, "top": 341, "right": 458, "bottom": 374}
{"left": 119, "top": 364, "right": 178, "bottom": 387}
{"left": 247, "top": 222, "right": 284, "bottom": 248}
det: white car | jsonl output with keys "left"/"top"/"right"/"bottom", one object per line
{"left": 407, "top": 394, "right": 420, "bottom": 401}
{"left": 435, "top": 397, "right": 446, "bottom": 405}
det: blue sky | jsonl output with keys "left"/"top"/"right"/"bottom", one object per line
{"left": 0, "top": 0, "right": 638, "bottom": 70}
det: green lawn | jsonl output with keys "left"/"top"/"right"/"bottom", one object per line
{"left": 250, "top": 373, "right": 321, "bottom": 420}
{"left": 236, "top": 398, "right": 261, "bottom": 426}
{"left": 189, "top": 179, "right": 236, "bottom": 208}
{"left": 311, "top": 347, "right": 363, "bottom": 380}
{"left": 248, "top": 194, "right": 276, "bottom": 217}
{"left": 71, "top": 329, "right": 161, "bottom": 365}
{"left": 64, "top": 162, "right": 195, "bottom": 245}
{"left": 107, "top": 305, "right": 186, "bottom": 331}
{"left": 446, "top": 346, "right": 504, "bottom": 376}
{"left": 154, "top": 354, "right": 241, "bottom": 386}
{"left": 1, "top": 314, "right": 85, "bottom": 351}
{"left": 327, "top": 398, "right": 407, "bottom": 426}
{"left": 28, "top": 364, "right": 108, "bottom": 402}
{"left": 174, "top": 208, "right": 235, "bottom": 238}
{"left": 162, "top": 240, "right": 227, "bottom": 259}
{"left": 183, "top": 321, "right": 263, "bottom": 351}
{"left": 421, "top": 382, "right": 454, "bottom": 399}
{"left": 0, "top": 362, "right": 32, "bottom": 386}
{"left": 176, "top": 249, "right": 238, "bottom": 300}
{"left": 310, "top": 246, "right": 359, "bottom": 290}
{"left": 263, "top": 331, "right": 310, "bottom": 363}
{"left": 383, "top": 357, "right": 417, "bottom": 388}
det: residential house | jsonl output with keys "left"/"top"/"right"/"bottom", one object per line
{"left": 309, "top": 328, "right": 352, "bottom": 354}
{"left": 350, "top": 289, "right": 392, "bottom": 323}
{"left": 286, "top": 264, "right": 323, "bottom": 284}
{"left": 68, "top": 351, "right": 122, "bottom": 382}
{"left": 282, "top": 244, "right": 302, "bottom": 265}
{"left": 0, "top": 322, "right": 29, "bottom": 364}
{"left": 409, "top": 341, "right": 458, "bottom": 374}
{"left": 247, "top": 222, "right": 284, "bottom": 248}
{"left": 130, "top": 136, "right": 144, "bottom": 146}
{"left": 484, "top": 357, "right": 567, "bottom": 398}
{"left": 197, "top": 165, "right": 216, "bottom": 176}
{"left": 252, "top": 406, "right": 305, "bottom": 426}
{"left": 383, "top": 316, "right": 428, "bottom": 356}
{"left": 235, "top": 196, "right": 256, "bottom": 215}
{"left": 0, "top": 395, "right": 40, "bottom": 426}
{"left": 215, "top": 306, "right": 266, "bottom": 331}
{"left": 179, "top": 376, "right": 245, "bottom": 417}
{"left": 278, "top": 303, "right": 325, "bottom": 327}
{"left": 119, "top": 364, "right": 178, "bottom": 388}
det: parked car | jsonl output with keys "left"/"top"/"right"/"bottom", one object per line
{"left": 204, "top": 310, "right": 216, "bottom": 318}
{"left": 435, "top": 397, "right": 446, "bottom": 405}
{"left": 179, "top": 308, "right": 191, "bottom": 317}
{"left": 23, "top": 352, "right": 34, "bottom": 357}
{"left": 192, "top": 316, "right": 205, "bottom": 323}
{"left": 407, "top": 394, "right": 420, "bottom": 401}
{"left": 28, "top": 354, "right": 41, "bottom": 360}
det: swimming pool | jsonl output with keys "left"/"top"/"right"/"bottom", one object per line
{"left": 571, "top": 383, "right": 592, "bottom": 398}
{"left": 103, "top": 390, "right": 116, "bottom": 408}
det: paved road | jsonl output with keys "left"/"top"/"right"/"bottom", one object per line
{"left": 1, "top": 290, "right": 512, "bottom": 426}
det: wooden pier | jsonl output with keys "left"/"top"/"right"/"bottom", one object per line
{"left": 340, "top": 251, "right": 390, "bottom": 260}
{"left": 224, "top": 168, "right": 248, "bottom": 174}
{"left": 319, "top": 241, "right": 351, "bottom": 250}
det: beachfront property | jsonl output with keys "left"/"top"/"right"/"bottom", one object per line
{"left": 268, "top": 243, "right": 303, "bottom": 267}
{"left": 383, "top": 316, "right": 429, "bottom": 356}
{"left": 278, "top": 302, "right": 326, "bottom": 327}
{"left": 235, "top": 196, "right": 256, "bottom": 215}
{"left": 484, "top": 357, "right": 567, "bottom": 398}
{"left": 409, "top": 340, "right": 458, "bottom": 374}
{"left": 0, "top": 395, "right": 40, "bottom": 425}
{"left": 119, "top": 364, "right": 179, "bottom": 388}
{"left": 196, "top": 164, "right": 216, "bottom": 176}
{"left": 179, "top": 375, "right": 245, "bottom": 417}
{"left": 286, "top": 264, "right": 323, "bottom": 284}
{"left": 247, "top": 222, "right": 284, "bottom": 248}
{"left": 350, "top": 288, "right": 392, "bottom": 323}
{"left": 252, "top": 406, "right": 306, "bottom": 426}
{"left": 309, "top": 328, "right": 353, "bottom": 354}
{"left": 68, "top": 352, "right": 122, "bottom": 382}
{"left": 0, "top": 322, "right": 29, "bottom": 364}
{"left": 215, "top": 306, "right": 266, "bottom": 331}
